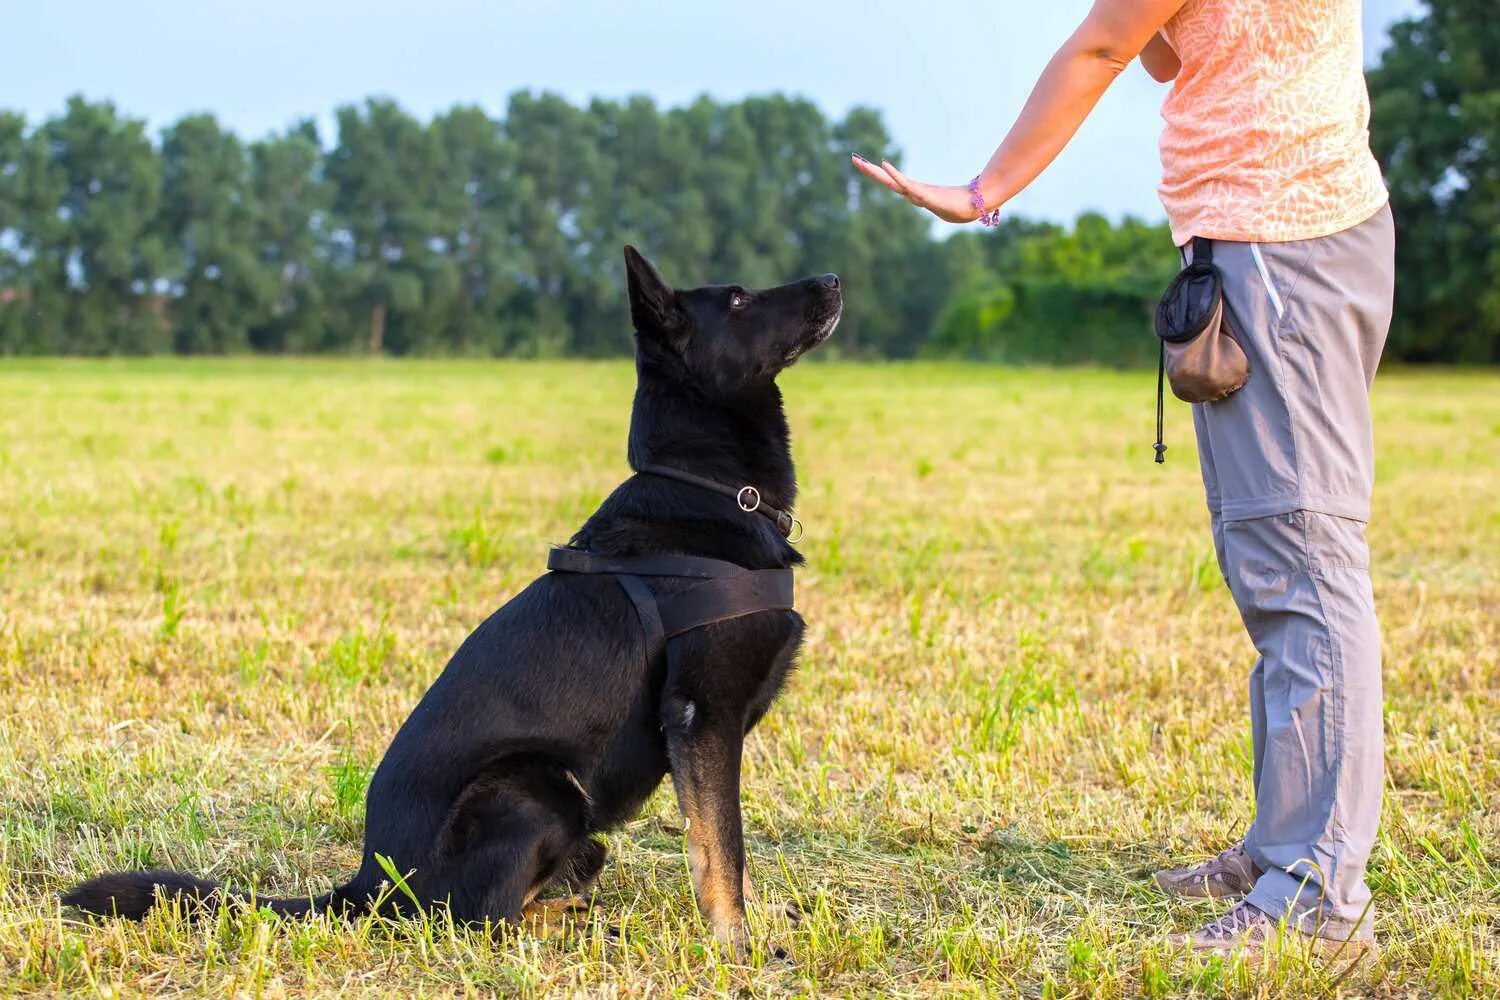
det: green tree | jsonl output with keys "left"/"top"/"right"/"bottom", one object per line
{"left": 925, "top": 213, "right": 1176, "bottom": 365}
{"left": 0, "top": 112, "right": 27, "bottom": 350}
{"left": 605, "top": 96, "right": 713, "bottom": 275}
{"left": 581, "top": 95, "right": 709, "bottom": 353}
{"left": 325, "top": 99, "right": 451, "bottom": 354}
{"left": 424, "top": 105, "right": 516, "bottom": 354}
{"left": 499, "top": 91, "right": 603, "bottom": 355}
{"left": 160, "top": 113, "right": 271, "bottom": 352}
{"left": 1368, "top": 0, "right": 1500, "bottom": 362}
{"left": 0, "top": 112, "right": 23, "bottom": 267}
{"left": 835, "top": 108, "right": 954, "bottom": 357}
{"left": 248, "top": 121, "right": 329, "bottom": 352}
{"left": 0, "top": 119, "right": 72, "bottom": 353}
{"left": 30, "top": 98, "right": 168, "bottom": 354}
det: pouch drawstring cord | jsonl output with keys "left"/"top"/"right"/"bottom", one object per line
{"left": 1154, "top": 340, "right": 1167, "bottom": 464}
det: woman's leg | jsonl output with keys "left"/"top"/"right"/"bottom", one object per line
{"left": 1192, "top": 206, "right": 1395, "bottom": 942}
{"left": 1192, "top": 403, "right": 1273, "bottom": 810}
{"left": 1224, "top": 509, "right": 1383, "bottom": 942}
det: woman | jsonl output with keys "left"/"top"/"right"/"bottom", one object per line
{"left": 855, "top": 0, "right": 1392, "bottom": 964}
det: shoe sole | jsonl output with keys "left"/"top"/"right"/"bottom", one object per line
{"left": 1176, "top": 935, "right": 1380, "bottom": 972}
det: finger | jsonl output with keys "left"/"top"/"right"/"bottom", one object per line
{"left": 849, "top": 154, "right": 885, "bottom": 181}
{"left": 880, "top": 161, "right": 919, "bottom": 194}
{"left": 850, "top": 154, "right": 892, "bottom": 182}
{"left": 851, "top": 156, "right": 904, "bottom": 194}
{"left": 880, "top": 161, "right": 927, "bottom": 206}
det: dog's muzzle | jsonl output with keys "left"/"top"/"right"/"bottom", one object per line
{"left": 785, "top": 299, "right": 842, "bottom": 362}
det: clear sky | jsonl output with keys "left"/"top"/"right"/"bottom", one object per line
{"left": 3, "top": 0, "right": 1422, "bottom": 226}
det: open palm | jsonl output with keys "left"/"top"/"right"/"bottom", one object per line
{"left": 850, "top": 155, "right": 980, "bottom": 224}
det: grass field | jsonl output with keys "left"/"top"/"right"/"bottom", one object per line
{"left": 1, "top": 358, "right": 1496, "bottom": 998}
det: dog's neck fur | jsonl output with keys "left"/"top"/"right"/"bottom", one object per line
{"left": 626, "top": 374, "right": 796, "bottom": 513}
{"left": 569, "top": 364, "right": 800, "bottom": 569}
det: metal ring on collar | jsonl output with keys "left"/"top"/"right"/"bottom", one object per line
{"left": 786, "top": 517, "right": 804, "bottom": 543}
{"left": 736, "top": 485, "right": 761, "bottom": 512}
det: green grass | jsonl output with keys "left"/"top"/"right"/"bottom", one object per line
{"left": 1, "top": 358, "right": 1496, "bottom": 997}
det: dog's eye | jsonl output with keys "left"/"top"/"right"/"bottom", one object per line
{"left": 729, "top": 290, "right": 751, "bottom": 310}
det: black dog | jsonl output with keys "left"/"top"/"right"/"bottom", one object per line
{"left": 64, "top": 246, "right": 841, "bottom": 952}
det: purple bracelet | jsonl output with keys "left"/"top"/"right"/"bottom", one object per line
{"left": 968, "top": 176, "right": 1001, "bottom": 228}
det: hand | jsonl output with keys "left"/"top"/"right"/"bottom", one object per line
{"left": 850, "top": 154, "right": 983, "bottom": 224}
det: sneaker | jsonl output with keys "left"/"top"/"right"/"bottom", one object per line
{"left": 1167, "top": 901, "right": 1377, "bottom": 964}
{"left": 1153, "top": 842, "right": 1262, "bottom": 899}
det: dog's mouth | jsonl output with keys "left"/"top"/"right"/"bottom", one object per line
{"left": 783, "top": 302, "right": 843, "bottom": 363}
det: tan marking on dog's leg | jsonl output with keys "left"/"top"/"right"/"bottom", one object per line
{"left": 666, "top": 718, "right": 750, "bottom": 954}
{"left": 682, "top": 799, "right": 747, "bottom": 951}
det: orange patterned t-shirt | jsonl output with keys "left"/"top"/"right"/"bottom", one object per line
{"left": 1157, "top": 0, "right": 1388, "bottom": 246}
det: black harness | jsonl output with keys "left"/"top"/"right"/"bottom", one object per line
{"left": 545, "top": 465, "right": 799, "bottom": 667}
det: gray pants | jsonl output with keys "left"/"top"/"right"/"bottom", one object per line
{"left": 1189, "top": 204, "right": 1395, "bottom": 941}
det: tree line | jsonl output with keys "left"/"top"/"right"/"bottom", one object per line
{"left": 0, "top": 1, "right": 1493, "bottom": 363}
{"left": 0, "top": 93, "right": 952, "bottom": 359}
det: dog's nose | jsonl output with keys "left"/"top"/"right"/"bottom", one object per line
{"left": 818, "top": 274, "right": 840, "bottom": 290}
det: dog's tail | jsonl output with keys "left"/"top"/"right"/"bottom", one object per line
{"left": 61, "top": 869, "right": 360, "bottom": 921}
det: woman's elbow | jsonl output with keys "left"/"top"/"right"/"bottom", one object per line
{"left": 1082, "top": 45, "right": 1134, "bottom": 77}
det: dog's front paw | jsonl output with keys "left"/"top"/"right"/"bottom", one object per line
{"left": 711, "top": 917, "right": 750, "bottom": 961}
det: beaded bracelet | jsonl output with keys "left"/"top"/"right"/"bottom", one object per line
{"left": 968, "top": 176, "right": 1002, "bottom": 228}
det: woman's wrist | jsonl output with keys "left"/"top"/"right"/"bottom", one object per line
{"left": 968, "top": 172, "right": 1006, "bottom": 226}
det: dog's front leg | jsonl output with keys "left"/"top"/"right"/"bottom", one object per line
{"left": 663, "top": 697, "right": 749, "bottom": 954}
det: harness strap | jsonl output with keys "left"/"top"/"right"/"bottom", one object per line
{"left": 547, "top": 546, "right": 740, "bottom": 579}
{"left": 658, "top": 569, "right": 795, "bottom": 638}
{"left": 613, "top": 573, "right": 665, "bottom": 667}
{"left": 546, "top": 546, "right": 794, "bottom": 647}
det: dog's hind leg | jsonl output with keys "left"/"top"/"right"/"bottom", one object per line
{"left": 429, "top": 759, "right": 590, "bottom": 928}
{"left": 432, "top": 814, "right": 587, "bottom": 927}
{"left": 521, "top": 836, "right": 608, "bottom": 921}
{"left": 556, "top": 837, "right": 608, "bottom": 894}
{"left": 438, "top": 839, "right": 549, "bottom": 926}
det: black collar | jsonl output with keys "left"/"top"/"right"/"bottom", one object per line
{"left": 634, "top": 463, "right": 802, "bottom": 541}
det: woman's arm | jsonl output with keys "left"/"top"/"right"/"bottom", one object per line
{"left": 853, "top": 0, "right": 1188, "bottom": 223}
{"left": 1140, "top": 32, "right": 1181, "bottom": 82}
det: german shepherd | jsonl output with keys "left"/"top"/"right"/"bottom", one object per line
{"left": 63, "top": 246, "right": 842, "bottom": 953}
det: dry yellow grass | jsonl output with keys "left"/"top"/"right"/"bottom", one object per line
{"left": 1, "top": 358, "right": 1496, "bottom": 997}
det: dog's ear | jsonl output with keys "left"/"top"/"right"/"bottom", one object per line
{"left": 624, "top": 246, "right": 686, "bottom": 338}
